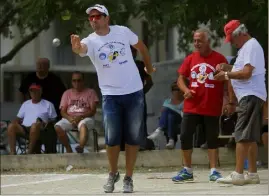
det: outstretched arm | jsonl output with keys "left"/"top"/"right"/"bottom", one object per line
{"left": 70, "top": 34, "right": 88, "bottom": 55}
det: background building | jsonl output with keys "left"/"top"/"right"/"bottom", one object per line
{"left": 1, "top": 18, "right": 232, "bottom": 139}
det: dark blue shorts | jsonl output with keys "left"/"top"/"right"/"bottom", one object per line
{"left": 102, "top": 90, "right": 144, "bottom": 146}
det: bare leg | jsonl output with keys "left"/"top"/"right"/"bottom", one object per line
{"left": 235, "top": 142, "right": 249, "bottom": 174}
{"left": 208, "top": 149, "right": 218, "bottom": 168}
{"left": 248, "top": 142, "right": 258, "bottom": 173}
{"left": 79, "top": 124, "right": 88, "bottom": 147}
{"left": 7, "top": 123, "right": 25, "bottom": 155}
{"left": 182, "top": 149, "right": 192, "bottom": 168}
{"left": 55, "top": 125, "right": 72, "bottom": 153}
{"left": 106, "top": 145, "right": 120, "bottom": 174}
{"left": 28, "top": 123, "right": 41, "bottom": 154}
{"left": 125, "top": 144, "right": 139, "bottom": 177}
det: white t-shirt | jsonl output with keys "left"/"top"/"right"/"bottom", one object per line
{"left": 17, "top": 99, "right": 57, "bottom": 127}
{"left": 231, "top": 38, "right": 267, "bottom": 102}
{"left": 81, "top": 25, "right": 143, "bottom": 95}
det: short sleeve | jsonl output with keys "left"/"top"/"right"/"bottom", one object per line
{"left": 122, "top": 26, "right": 139, "bottom": 46}
{"left": 80, "top": 36, "right": 94, "bottom": 58}
{"left": 243, "top": 43, "right": 259, "bottom": 68}
{"left": 59, "top": 91, "right": 69, "bottom": 109}
{"left": 48, "top": 102, "right": 57, "bottom": 119}
{"left": 17, "top": 103, "right": 25, "bottom": 119}
{"left": 178, "top": 55, "right": 192, "bottom": 77}
{"left": 89, "top": 90, "right": 99, "bottom": 109}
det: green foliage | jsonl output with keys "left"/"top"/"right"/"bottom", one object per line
{"left": 0, "top": 0, "right": 136, "bottom": 64}
{"left": 0, "top": 0, "right": 267, "bottom": 64}
{"left": 138, "top": 0, "right": 268, "bottom": 56}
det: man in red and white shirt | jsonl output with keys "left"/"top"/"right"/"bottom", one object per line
{"left": 172, "top": 28, "right": 230, "bottom": 182}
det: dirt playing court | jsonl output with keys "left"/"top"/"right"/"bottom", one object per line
{"left": 1, "top": 168, "right": 268, "bottom": 195}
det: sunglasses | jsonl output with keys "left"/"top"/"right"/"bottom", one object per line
{"left": 29, "top": 89, "right": 41, "bottom": 93}
{"left": 88, "top": 14, "right": 106, "bottom": 21}
{"left": 72, "top": 79, "right": 82, "bottom": 82}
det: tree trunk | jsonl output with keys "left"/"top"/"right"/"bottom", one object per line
{"left": 0, "top": 21, "right": 51, "bottom": 65}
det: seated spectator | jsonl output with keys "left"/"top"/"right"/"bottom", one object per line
{"left": 55, "top": 71, "right": 99, "bottom": 153}
{"left": 19, "top": 58, "right": 66, "bottom": 153}
{"left": 7, "top": 84, "right": 57, "bottom": 154}
{"left": 19, "top": 58, "right": 66, "bottom": 117}
{"left": 147, "top": 82, "right": 184, "bottom": 149}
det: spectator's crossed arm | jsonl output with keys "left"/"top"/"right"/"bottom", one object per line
{"left": 81, "top": 90, "right": 99, "bottom": 118}
{"left": 59, "top": 91, "right": 73, "bottom": 123}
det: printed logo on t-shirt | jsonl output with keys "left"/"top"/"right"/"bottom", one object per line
{"left": 67, "top": 99, "right": 88, "bottom": 114}
{"left": 205, "top": 83, "right": 215, "bottom": 88}
{"left": 190, "top": 63, "right": 216, "bottom": 87}
{"left": 99, "top": 53, "right": 106, "bottom": 60}
{"left": 107, "top": 44, "right": 115, "bottom": 50}
{"left": 191, "top": 82, "right": 198, "bottom": 87}
{"left": 108, "top": 51, "right": 119, "bottom": 62}
{"left": 98, "top": 41, "right": 126, "bottom": 64}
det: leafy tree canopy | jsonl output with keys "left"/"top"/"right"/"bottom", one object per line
{"left": 0, "top": 0, "right": 267, "bottom": 64}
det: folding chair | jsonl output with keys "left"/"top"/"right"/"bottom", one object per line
{"left": 16, "top": 137, "right": 28, "bottom": 154}
{"left": 0, "top": 120, "right": 10, "bottom": 154}
{"left": 16, "top": 136, "right": 46, "bottom": 154}
{"left": 16, "top": 123, "right": 54, "bottom": 154}
{"left": 60, "top": 128, "right": 99, "bottom": 153}
{"left": 0, "top": 120, "right": 28, "bottom": 154}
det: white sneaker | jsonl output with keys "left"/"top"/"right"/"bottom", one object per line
{"left": 245, "top": 172, "right": 260, "bottom": 184}
{"left": 216, "top": 171, "right": 246, "bottom": 186}
{"left": 147, "top": 128, "right": 163, "bottom": 140}
{"left": 166, "top": 139, "right": 175, "bottom": 149}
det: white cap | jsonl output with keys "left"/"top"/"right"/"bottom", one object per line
{"left": 86, "top": 4, "right": 109, "bottom": 16}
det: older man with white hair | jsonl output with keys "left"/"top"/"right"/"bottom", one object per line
{"left": 214, "top": 20, "right": 267, "bottom": 186}
{"left": 172, "top": 27, "right": 230, "bottom": 183}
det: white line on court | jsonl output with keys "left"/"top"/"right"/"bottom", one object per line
{"left": 1, "top": 174, "right": 107, "bottom": 188}
{"left": 1, "top": 175, "right": 80, "bottom": 188}
{"left": 1, "top": 173, "right": 104, "bottom": 177}
{"left": 1, "top": 172, "right": 174, "bottom": 177}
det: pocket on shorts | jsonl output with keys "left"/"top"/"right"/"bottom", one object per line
{"left": 102, "top": 95, "right": 120, "bottom": 116}
{"left": 238, "top": 96, "right": 249, "bottom": 112}
{"left": 132, "top": 90, "right": 144, "bottom": 105}
{"left": 102, "top": 95, "right": 113, "bottom": 109}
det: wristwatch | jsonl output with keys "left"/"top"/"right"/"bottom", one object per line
{"left": 224, "top": 72, "right": 229, "bottom": 80}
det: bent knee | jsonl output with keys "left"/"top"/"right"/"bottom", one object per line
{"left": 79, "top": 123, "right": 88, "bottom": 129}
{"left": 54, "top": 125, "right": 65, "bottom": 133}
{"left": 105, "top": 135, "right": 121, "bottom": 146}
{"left": 7, "top": 123, "right": 21, "bottom": 134}
{"left": 180, "top": 134, "right": 193, "bottom": 150}
{"left": 180, "top": 132, "right": 193, "bottom": 142}
{"left": 207, "top": 140, "right": 219, "bottom": 149}
{"left": 30, "top": 124, "right": 41, "bottom": 134}
{"left": 31, "top": 122, "right": 42, "bottom": 129}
